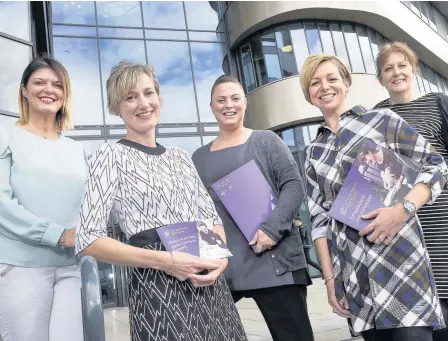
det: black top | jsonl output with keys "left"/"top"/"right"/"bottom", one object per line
{"left": 375, "top": 92, "right": 448, "bottom": 299}
{"left": 117, "top": 139, "right": 166, "bottom": 155}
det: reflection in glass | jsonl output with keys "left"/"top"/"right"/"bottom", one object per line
{"left": 97, "top": 1, "right": 142, "bottom": 27}
{"left": 416, "top": 72, "right": 426, "bottom": 93}
{"left": 184, "top": 1, "right": 219, "bottom": 31}
{"left": 158, "top": 126, "right": 198, "bottom": 134}
{"left": 99, "top": 27, "right": 144, "bottom": 39}
{"left": 330, "top": 23, "right": 351, "bottom": 70}
{"left": 418, "top": 1, "right": 430, "bottom": 25}
{"left": 420, "top": 65, "right": 431, "bottom": 94}
{"left": 190, "top": 42, "right": 226, "bottom": 122}
{"left": 157, "top": 136, "right": 202, "bottom": 155}
{"left": 282, "top": 129, "right": 295, "bottom": 147}
{"left": 433, "top": 7, "right": 448, "bottom": 39}
{"left": 51, "top": 1, "right": 95, "bottom": 25}
{"left": 189, "top": 31, "right": 225, "bottom": 42}
{"left": 0, "top": 115, "right": 18, "bottom": 125}
{"left": 425, "top": 3, "right": 438, "bottom": 32}
{"left": 145, "top": 30, "right": 187, "bottom": 40}
{"left": 356, "top": 26, "right": 375, "bottom": 74}
{"left": 54, "top": 37, "right": 104, "bottom": 125}
{"left": 240, "top": 44, "right": 256, "bottom": 93}
{"left": 410, "top": 2, "right": 421, "bottom": 16}
{"left": 368, "top": 28, "right": 380, "bottom": 63}
{"left": 0, "top": 1, "right": 30, "bottom": 40}
{"left": 304, "top": 23, "right": 322, "bottom": 54}
{"left": 262, "top": 31, "right": 282, "bottom": 82}
{"left": 142, "top": 1, "right": 186, "bottom": 29}
{"left": 275, "top": 26, "right": 298, "bottom": 78}
{"left": 290, "top": 23, "right": 309, "bottom": 71}
{"left": 342, "top": 24, "right": 364, "bottom": 73}
{"left": 0, "top": 38, "right": 32, "bottom": 114}
{"left": 250, "top": 36, "right": 267, "bottom": 87}
{"left": 52, "top": 25, "right": 97, "bottom": 37}
{"left": 99, "top": 39, "right": 146, "bottom": 124}
{"left": 425, "top": 66, "right": 439, "bottom": 92}
{"left": 147, "top": 41, "right": 197, "bottom": 123}
{"left": 436, "top": 73, "right": 446, "bottom": 93}
{"left": 318, "top": 23, "right": 335, "bottom": 55}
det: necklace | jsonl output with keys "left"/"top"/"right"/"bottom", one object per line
{"left": 38, "top": 131, "right": 61, "bottom": 139}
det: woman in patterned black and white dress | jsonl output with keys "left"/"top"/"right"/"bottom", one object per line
{"left": 75, "top": 62, "right": 247, "bottom": 341}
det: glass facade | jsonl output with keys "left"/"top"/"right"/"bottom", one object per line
{"left": 0, "top": 2, "right": 33, "bottom": 122}
{"left": 51, "top": 1, "right": 226, "bottom": 154}
{"left": 237, "top": 20, "right": 448, "bottom": 95}
{"left": 403, "top": 1, "right": 448, "bottom": 42}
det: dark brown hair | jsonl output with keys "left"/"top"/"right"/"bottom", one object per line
{"left": 210, "top": 74, "right": 245, "bottom": 101}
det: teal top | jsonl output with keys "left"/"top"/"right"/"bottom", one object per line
{"left": 0, "top": 124, "right": 89, "bottom": 267}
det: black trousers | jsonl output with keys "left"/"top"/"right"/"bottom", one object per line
{"left": 361, "top": 327, "right": 432, "bottom": 341}
{"left": 434, "top": 298, "right": 448, "bottom": 341}
{"left": 232, "top": 285, "right": 314, "bottom": 341}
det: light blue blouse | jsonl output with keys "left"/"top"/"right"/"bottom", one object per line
{"left": 0, "top": 124, "right": 89, "bottom": 267}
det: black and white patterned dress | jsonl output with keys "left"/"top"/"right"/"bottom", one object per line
{"left": 75, "top": 139, "right": 247, "bottom": 341}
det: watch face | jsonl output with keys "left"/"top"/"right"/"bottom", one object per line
{"left": 404, "top": 201, "right": 416, "bottom": 213}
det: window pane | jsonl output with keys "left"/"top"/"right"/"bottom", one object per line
{"left": 0, "top": 38, "right": 32, "bottom": 114}
{"left": 290, "top": 23, "right": 309, "bottom": 72}
{"left": 97, "top": 2, "right": 142, "bottom": 27}
{"left": 425, "top": 66, "right": 439, "bottom": 92}
{"left": 416, "top": 72, "right": 426, "bottom": 93}
{"left": 51, "top": 1, "right": 95, "bottom": 25}
{"left": 0, "top": 115, "right": 18, "bottom": 125}
{"left": 145, "top": 30, "right": 187, "bottom": 40}
{"left": 189, "top": 31, "right": 225, "bottom": 43}
{"left": 436, "top": 73, "right": 446, "bottom": 92}
{"left": 420, "top": 65, "right": 431, "bottom": 93}
{"left": 410, "top": 2, "right": 421, "bottom": 16}
{"left": 330, "top": 23, "right": 351, "bottom": 70}
{"left": 54, "top": 37, "right": 104, "bottom": 125}
{"left": 304, "top": 22, "right": 322, "bottom": 54}
{"left": 146, "top": 41, "right": 197, "bottom": 123}
{"left": 275, "top": 26, "right": 298, "bottom": 77}
{"left": 158, "top": 126, "right": 197, "bottom": 134}
{"left": 53, "top": 25, "right": 97, "bottom": 37}
{"left": 190, "top": 42, "right": 226, "bottom": 122}
{"left": 425, "top": 3, "right": 438, "bottom": 31}
{"left": 419, "top": 1, "right": 430, "bottom": 25}
{"left": 99, "top": 27, "right": 143, "bottom": 39}
{"left": 157, "top": 136, "right": 202, "bottom": 155}
{"left": 185, "top": 1, "right": 219, "bottom": 31}
{"left": 318, "top": 23, "right": 335, "bottom": 55}
{"left": 240, "top": 44, "right": 256, "bottom": 92}
{"left": 356, "top": 26, "right": 375, "bottom": 74}
{"left": 99, "top": 39, "right": 146, "bottom": 124}
{"left": 368, "top": 27, "right": 380, "bottom": 62}
{"left": 250, "top": 36, "right": 267, "bottom": 86}
{"left": 342, "top": 23, "right": 365, "bottom": 72}
{"left": 262, "top": 31, "right": 282, "bottom": 82}
{"left": 0, "top": 1, "right": 30, "bottom": 40}
{"left": 434, "top": 7, "right": 448, "bottom": 39}
{"left": 142, "top": 1, "right": 186, "bottom": 29}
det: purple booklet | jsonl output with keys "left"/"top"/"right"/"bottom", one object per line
{"left": 211, "top": 160, "right": 278, "bottom": 243}
{"left": 328, "top": 141, "right": 422, "bottom": 230}
{"left": 156, "top": 220, "right": 232, "bottom": 260}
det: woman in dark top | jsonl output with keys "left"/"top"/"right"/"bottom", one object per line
{"left": 192, "top": 75, "right": 314, "bottom": 341}
{"left": 374, "top": 41, "right": 448, "bottom": 340}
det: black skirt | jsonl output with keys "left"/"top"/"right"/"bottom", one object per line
{"left": 128, "top": 229, "right": 248, "bottom": 341}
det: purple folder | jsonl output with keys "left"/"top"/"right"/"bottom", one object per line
{"left": 211, "top": 160, "right": 278, "bottom": 243}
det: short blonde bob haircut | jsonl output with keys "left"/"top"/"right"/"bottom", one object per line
{"left": 107, "top": 61, "right": 161, "bottom": 116}
{"left": 375, "top": 41, "right": 419, "bottom": 80}
{"left": 18, "top": 56, "right": 72, "bottom": 130}
{"left": 300, "top": 53, "right": 352, "bottom": 104}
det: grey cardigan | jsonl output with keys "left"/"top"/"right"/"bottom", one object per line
{"left": 192, "top": 130, "right": 308, "bottom": 276}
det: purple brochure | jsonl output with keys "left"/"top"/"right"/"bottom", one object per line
{"left": 211, "top": 160, "right": 278, "bottom": 243}
{"left": 328, "top": 143, "right": 422, "bottom": 231}
{"left": 156, "top": 222, "right": 200, "bottom": 257}
{"left": 157, "top": 220, "right": 232, "bottom": 259}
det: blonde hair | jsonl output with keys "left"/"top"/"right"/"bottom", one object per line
{"left": 300, "top": 53, "right": 352, "bottom": 104}
{"left": 18, "top": 56, "right": 72, "bottom": 130}
{"left": 376, "top": 41, "right": 419, "bottom": 79}
{"left": 106, "top": 61, "right": 161, "bottom": 116}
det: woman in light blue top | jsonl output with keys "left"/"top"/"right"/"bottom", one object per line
{"left": 0, "top": 57, "right": 89, "bottom": 341}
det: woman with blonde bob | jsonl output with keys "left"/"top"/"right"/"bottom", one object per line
{"left": 302, "top": 53, "right": 447, "bottom": 340}
{"left": 75, "top": 61, "right": 247, "bottom": 341}
{"left": 0, "top": 56, "right": 89, "bottom": 341}
{"left": 373, "top": 42, "right": 448, "bottom": 340}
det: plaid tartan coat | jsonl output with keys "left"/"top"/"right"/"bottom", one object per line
{"left": 305, "top": 106, "right": 447, "bottom": 333}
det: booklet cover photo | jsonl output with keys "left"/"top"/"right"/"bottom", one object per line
{"left": 329, "top": 139, "right": 422, "bottom": 231}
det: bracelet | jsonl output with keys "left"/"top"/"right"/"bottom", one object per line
{"left": 60, "top": 230, "right": 67, "bottom": 250}
{"left": 167, "top": 252, "right": 175, "bottom": 276}
{"left": 324, "top": 276, "right": 335, "bottom": 285}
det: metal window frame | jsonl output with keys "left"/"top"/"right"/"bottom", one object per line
{"left": 341, "top": 22, "right": 365, "bottom": 73}
{"left": 328, "top": 22, "right": 353, "bottom": 71}
{"left": 273, "top": 25, "right": 298, "bottom": 78}
{"left": 316, "top": 21, "right": 336, "bottom": 55}
{"left": 261, "top": 29, "right": 283, "bottom": 82}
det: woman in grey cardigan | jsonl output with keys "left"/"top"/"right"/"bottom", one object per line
{"left": 192, "top": 75, "right": 314, "bottom": 341}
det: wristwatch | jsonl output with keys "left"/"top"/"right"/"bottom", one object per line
{"left": 401, "top": 199, "right": 416, "bottom": 217}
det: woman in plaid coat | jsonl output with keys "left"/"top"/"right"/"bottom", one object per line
{"left": 301, "top": 53, "right": 447, "bottom": 341}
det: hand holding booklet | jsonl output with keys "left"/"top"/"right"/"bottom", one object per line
{"left": 328, "top": 140, "right": 423, "bottom": 231}
{"left": 211, "top": 160, "right": 278, "bottom": 244}
{"left": 156, "top": 220, "right": 232, "bottom": 260}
